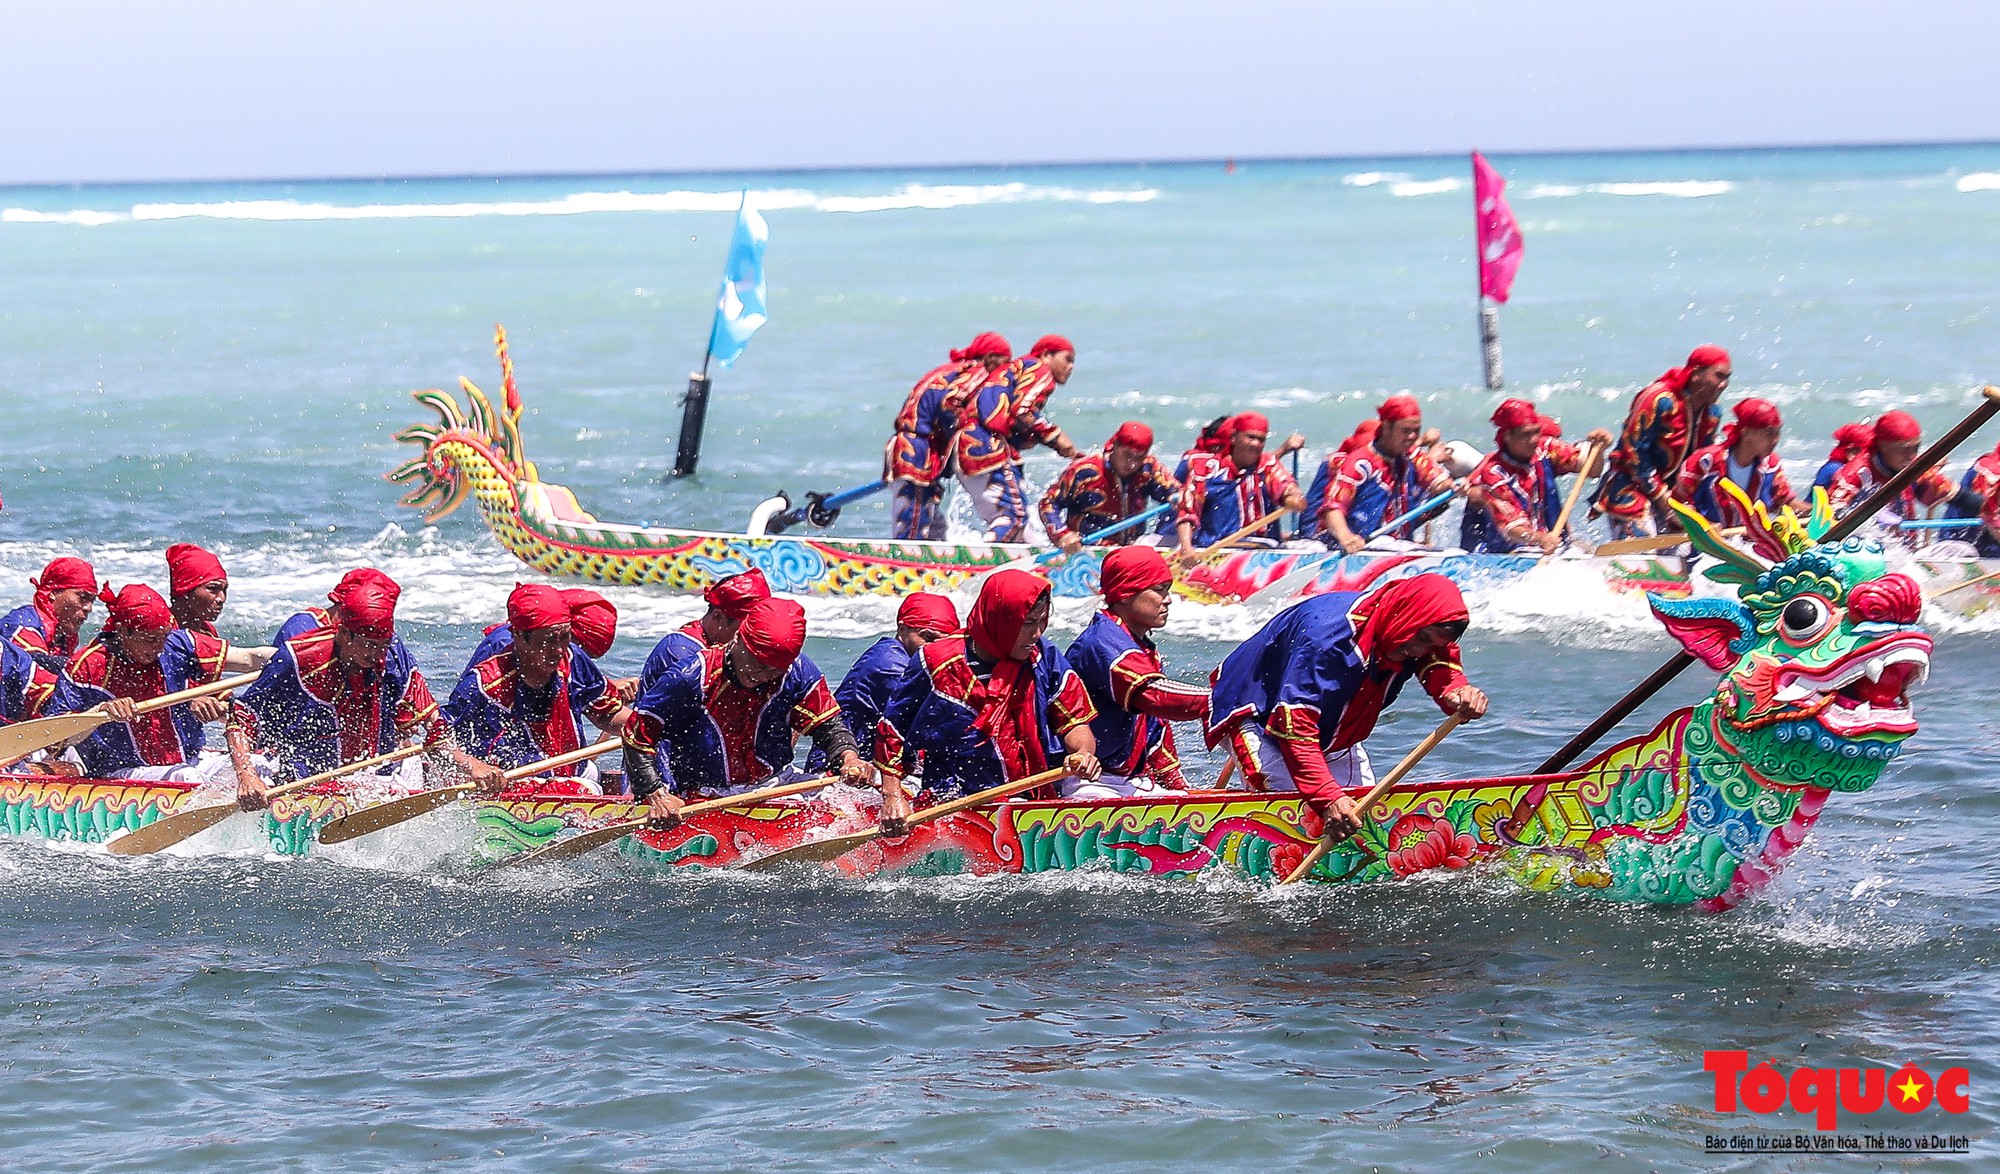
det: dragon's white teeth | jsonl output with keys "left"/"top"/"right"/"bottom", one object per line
{"left": 1865, "top": 658, "right": 1886, "bottom": 683}
{"left": 1775, "top": 682, "right": 1814, "bottom": 703}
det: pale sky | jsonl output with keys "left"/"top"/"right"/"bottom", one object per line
{"left": 3, "top": 1, "right": 1996, "bottom": 185}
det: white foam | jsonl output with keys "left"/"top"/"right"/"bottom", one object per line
{"left": 1956, "top": 172, "right": 2000, "bottom": 193}
{"left": 1341, "top": 171, "right": 1410, "bottom": 187}
{"left": 1389, "top": 178, "right": 1462, "bottom": 197}
{"left": 1588, "top": 180, "right": 1733, "bottom": 198}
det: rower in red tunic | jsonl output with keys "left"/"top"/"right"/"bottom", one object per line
{"left": 638, "top": 568, "right": 771, "bottom": 694}
{"left": 227, "top": 572, "right": 501, "bottom": 808}
{"left": 1591, "top": 345, "right": 1731, "bottom": 539}
{"left": 1036, "top": 421, "right": 1180, "bottom": 554}
{"left": 1206, "top": 574, "right": 1487, "bottom": 837}
{"left": 2, "top": 557, "right": 98, "bottom": 674}
{"left": 887, "top": 333, "right": 1011, "bottom": 540}
{"left": 622, "top": 597, "right": 869, "bottom": 826}
{"left": 1827, "top": 409, "right": 1955, "bottom": 543}
{"left": 872, "top": 569, "right": 1100, "bottom": 830}
{"left": 1062, "top": 547, "right": 1207, "bottom": 799}
{"left": 1305, "top": 395, "right": 1453, "bottom": 552}
{"left": 1459, "top": 399, "right": 1610, "bottom": 554}
{"left": 952, "top": 334, "right": 1081, "bottom": 542}
{"left": 54, "top": 584, "right": 235, "bottom": 782}
{"left": 443, "top": 584, "right": 633, "bottom": 793}
{"left": 1173, "top": 412, "right": 1305, "bottom": 558}
{"left": 1671, "top": 398, "right": 1799, "bottom": 532}
{"left": 1814, "top": 422, "right": 1873, "bottom": 494}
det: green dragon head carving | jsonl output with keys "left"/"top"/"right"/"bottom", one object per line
{"left": 385, "top": 325, "right": 536, "bottom": 522}
{"left": 1647, "top": 483, "right": 1930, "bottom": 794}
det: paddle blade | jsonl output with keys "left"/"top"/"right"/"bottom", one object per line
{"left": 0, "top": 712, "right": 107, "bottom": 765}
{"left": 315, "top": 784, "right": 474, "bottom": 845}
{"left": 103, "top": 800, "right": 241, "bottom": 856}
{"left": 739, "top": 827, "right": 879, "bottom": 871}
{"left": 492, "top": 818, "right": 646, "bottom": 869}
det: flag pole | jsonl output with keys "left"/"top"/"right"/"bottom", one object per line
{"left": 1474, "top": 152, "right": 1503, "bottom": 391}
{"left": 672, "top": 189, "right": 749, "bottom": 479}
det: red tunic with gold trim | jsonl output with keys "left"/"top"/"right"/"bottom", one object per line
{"left": 231, "top": 623, "right": 444, "bottom": 779}
{"left": 1458, "top": 439, "right": 1585, "bottom": 553}
{"left": 1671, "top": 442, "right": 1798, "bottom": 531}
{"left": 442, "top": 643, "right": 619, "bottom": 774}
{"left": 953, "top": 356, "right": 1064, "bottom": 477}
{"left": 1594, "top": 382, "right": 1721, "bottom": 522}
{"left": 1036, "top": 453, "right": 1179, "bottom": 545}
{"left": 1175, "top": 452, "right": 1298, "bottom": 546}
{"left": 889, "top": 360, "right": 986, "bottom": 485}
{"left": 1827, "top": 451, "right": 1953, "bottom": 537}
{"left": 874, "top": 634, "right": 1095, "bottom": 799}
{"left": 623, "top": 644, "right": 842, "bottom": 795}
{"left": 56, "top": 629, "right": 230, "bottom": 774}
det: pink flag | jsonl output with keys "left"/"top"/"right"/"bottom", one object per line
{"left": 1473, "top": 151, "right": 1524, "bottom": 303}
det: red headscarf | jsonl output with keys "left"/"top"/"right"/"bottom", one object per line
{"left": 1539, "top": 415, "right": 1563, "bottom": 439}
{"left": 1107, "top": 421, "right": 1154, "bottom": 454}
{"left": 1338, "top": 418, "right": 1381, "bottom": 456}
{"left": 1029, "top": 334, "right": 1075, "bottom": 358}
{"left": 738, "top": 597, "right": 807, "bottom": 668}
{"left": 1828, "top": 421, "right": 1873, "bottom": 464}
{"left": 1490, "top": 398, "right": 1539, "bottom": 448}
{"left": 1378, "top": 394, "right": 1423, "bottom": 423}
{"left": 965, "top": 569, "right": 1053, "bottom": 779}
{"left": 329, "top": 567, "right": 400, "bottom": 608}
{"left": 165, "top": 544, "right": 227, "bottom": 596}
{"left": 32, "top": 557, "right": 97, "bottom": 610}
{"left": 560, "top": 588, "right": 618, "bottom": 658}
{"left": 1100, "top": 546, "right": 1174, "bottom": 605}
{"left": 1724, "top": 398, "right": 1782, "bottom": 447}
{"left": 704, "top": 568, "right": 771, "bottom": 619}
{"left": 1873, "top": 410, "right": 1921, "bottom": 448}
{"left": 1349, "top": 573, "right": 1468, "bottom": 665}
{"left": 1655, "top": 345, "right": 1732, "bottom": 394}
{"left": 1223, "top": 412, "right": 1270, "bottom": 443}
{"left": 950, "top": 332, "right": 1012, "bottom": 363}
{"left": 506, "top": 583, "right": 570, "bottom": 632}
{"left": 1191, "top": 416, "right": 1231, "bottom": 456}
{"left": 98, "top": 583, "right": 173, "bottom": 632}
{"left": 339, "top": 578, "right": 399, "bottom": 639}
{"left": 897, "top": 592, "right": 961, "bottom": 635}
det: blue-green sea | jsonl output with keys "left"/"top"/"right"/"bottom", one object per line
{"left": 1, "top": 146, "right": 1998, "bottom": 1170}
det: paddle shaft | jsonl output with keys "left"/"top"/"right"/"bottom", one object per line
{"left": 1936, "top": 567, "right": 2000, "bottom": 598}
{"left": 1541, "top": 439, "right": 1606, "bottom": 560}
{"left": 316, "top": 738, "right": 628, "bottom": 844}
{"left": 131, "top": 670, "right": 262, "bottom": 716}
{"left": 741, "top": 765, "right": 1072, "bottom": 871}
{"left": 1367, "top": 488, "right": 1457, "bottom": 542}
{"left": 1591, "top": 527, "right": 1744, "bottom": 559}
{"left": 1037, "top": 503, "right": 1174, "bottom": 565}
{"left": 1280, "top": 713, "right": 1465, "bottom": 885}
{"left": 1535, "top": 384, "right": 2000, "bottom": 777}
{"left": 502, "top": 736, "right": 623, "bottom": 782}
{"left": 1187, "top": 507, "right": 1293, "bottom": 562}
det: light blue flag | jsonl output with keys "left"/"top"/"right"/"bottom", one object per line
{"left": 706, "top": 191, "right": 768, "bottom": 369}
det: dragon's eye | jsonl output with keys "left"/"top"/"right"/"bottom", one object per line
{"left": 1779, "top": 596, "right": 1835, "bottom": 643}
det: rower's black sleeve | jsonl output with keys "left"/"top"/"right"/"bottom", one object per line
{"left": 808, "top": 713, "right": 859, "bottom": 767}
{"left": 1950, "top": 487, "right": 1987, "bottom": 517}
{"left": 624, "top": 744, "right": 667, "bottom": 800}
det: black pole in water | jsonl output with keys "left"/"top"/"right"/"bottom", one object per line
{"left": 671, "top": 355, "right": 713, "bottom": 479}
{"left": 1478, "top": 301, "right": 1504, "bottom": 390}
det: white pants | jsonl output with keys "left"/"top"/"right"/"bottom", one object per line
{"left": 109, "top": 749, "right": 250, "bottom": 786}
{"left": 1239, "top": 723, "right": 1374, "bottom": 795}
{"left": 1060, "top": 773, "right": 1175, "bottom": 801}
{"left": 956, "top": 466, "right": 1031, "bottom": 542}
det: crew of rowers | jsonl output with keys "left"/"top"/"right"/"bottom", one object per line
{"left": 889, "top": 335, "right": 2000, "bottom": 556}
{"left": 0, "top": 538, "right": 1485, "bottom": 844}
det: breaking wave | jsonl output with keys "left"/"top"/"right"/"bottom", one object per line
{"left": 1956, "top": 172, "right": 2000, "bottom": 193}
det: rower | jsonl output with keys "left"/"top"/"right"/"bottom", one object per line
{"left": 1173, "top": 412, "right": 1306, "bottom": 559}
{"left": 1828, "top": 410, "right": 1960, "bottom": 543}
{"left": 442, "top": 584, "right": 631, "bottom": 795}
{"left": 807, "top": 592, "right": 960, "bottom": 772}
{"left": 873, "top": 569, "right": 1099, "bottom": 829}
{"left": 0, "top": 640, "right": 59, "bottom": 733}
{"left": 275, "top": 567, "right": 402, "bottom": 644}
{"left": 52, "top": 584, "right": 236, "bottom": 783}
{"left": 1037, "top": 421, "right": 1180, "bottom": 554}
{"left": 561, "top": 587, "right": 637, "bottom": 701}
{"left": 1062, "top": 547, "right": 1207, "bottom": 799}
{"left": 165, "top": 544, "right": 229, "bottom": 637}
{"left": 1814, "top": 422, "right": 1873, "bottom": 493}
{"left": 1943, "top": 438, "right": 2000, "bottom": 555}
{"left": 2, "top": 556, "right": 97, "bottom": 674}
{"left": 1591, "top": 345, "right": 1730, "bottom": 539}
{"left": 227, "top": 571, "right": 501, "bottom": 808}
{"left": 952, "top": 335, "right": 1082, "bottom": 542}
{"left": 887, "top": 332, "right": 1010, "bottom": 541}
{"left": 637, "top": 567, "right": 770, "bottom": 692}
{"left": 1671, "top": 398, "right": 1798, "bottom": 532}
{"left": 1304, "top": 396, "right": 1453, "bottom": 553}
{"left": 1459, "top": 400, "right": 1611, "bottom": 555}
{"left": 1206, "top": 573, "right": 1487, "bottom": 835}
{"left": 622, "top": 597, "right": 869, "bottom": 826}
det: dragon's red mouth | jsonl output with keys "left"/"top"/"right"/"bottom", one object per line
{"left": 1772, "top": 632, "right": 1931, "bottom": 737}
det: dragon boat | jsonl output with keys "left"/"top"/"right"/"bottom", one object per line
{"left": 0, "top": 489, "right": 1936, "bottom": 910}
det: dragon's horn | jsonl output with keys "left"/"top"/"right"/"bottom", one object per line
{"left": 494, "top": 323, "right": 523, "bottom": 422}
{"left": 1665, "top": 495, "right": 1771, "bottom": 586}
{"left": 1715, "top": 479, "right": 1798, "bottom": 563}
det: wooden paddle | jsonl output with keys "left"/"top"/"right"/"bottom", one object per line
{"left": 103, "top": 742, "right": 428, "bottom": 857}
{"left": 1589, "top": 527, "right": 1745, "bottom": 559}
{"left": 491, "top": 773, "right": 837, "bottom": 869}
{"left": 1539, "top": 439, "right": 1607, "bottom": 562}
{"left": 741, "top": 764, "right": 1071, "bottom": 872}
{"left": 1174, "top": 507, "right": 1294, "bottom": 567}
{"left": 315, "top": 737, "right": 627, "bottom": 845}
{"left": 1278, "top": 712, "right": 1464, "bottom": 885}
{"left": 1935, "top": 567, "right": 2000, "bottom": 599}
{"left": 0, "top": 670, "right": 262, "bottom": 767}
{"left": 1533, "top": 383, "right": 2000, "bottom": 777}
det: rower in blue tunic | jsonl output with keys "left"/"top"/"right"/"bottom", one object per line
{"left": 806, "top": 592, "right": 960, "bottom": 771}
{"left": 1063, "top": 546, "right": 1208, "bottom": 798}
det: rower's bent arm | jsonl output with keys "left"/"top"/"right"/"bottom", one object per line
{"left": 223, "top": 646, "right": 276, "bottom": 673}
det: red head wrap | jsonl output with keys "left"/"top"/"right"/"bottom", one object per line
{"left": 1656, "top": 345, "right": 1732, "bottom": 394}
{"left": 1107, "top": 421, "right": 1154, "bottom": 454}
{"left": 1828, "top": 421, "right": 1873, "bottom": 463}
{"left": 1192, "top": 416, "right": 1231, "bottom": 456}
{"left": 950, "top": 332, "right": 1013, "bottom": 363}
{"left": 1378, "top": 394, "right": 1423, "bottom": 423}
{"left": 1539, "top": 415, "right": 1563, "bottom": 438}
{"left": 704, "top": 568, "right": 771, "bottom": 619}
{"left": 1224, "top": 412, "right": 1271, "bottom": 442}
{"left": 1349, "top": 573, "right": 1468, "bottom": 665}
{"left": 897, "top": 592, "right": 961, "bottom": 635}
{"left": 560, "top": 588, "right": 617, "bottom": 658}
{"left": 1100, "top": 546, "right": 1174, "bottom": 605}
{"left": 967, "top": 569, "right": 1050, "bottom": 663}
{"left": 1029, "top": 334, "right": 1075, "bottom": 358}
{"left": 32, "top": 557, "right": 97, "bottom": 604}
{"left": 1338, "top": 418, "right": 1381, "bottom": 456}
{"left": 1724, "top": 398, "right": 1782, "bottom": 447}
{"left": 1873, "top": 410, "right": 1921, "bottom": 447}
{"left": 165, "top": 543, "right": 227, "bottom": 596}
{"left": 1490, "top": 398, "right": 1539, "bottom": 449}
{"left": 97, "top": 583, "right": 173, "bottom": 632}
{"left": 506, "top": 583, "right": 570, "bottom": 633}
{"left": 329, "top": 567, "right": 399, "bottom": 608}
{"left": 737, "top": 597, "right": 807, "bottom": 668}
{"left": 338, "top": 578, "right": 399, "bottom": 639}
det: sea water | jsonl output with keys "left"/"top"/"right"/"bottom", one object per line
{"left": 0, "top": 146, "right": 1997, "bottom": 1170}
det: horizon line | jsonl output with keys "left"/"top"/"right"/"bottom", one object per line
{"left": 6, "top": 136, "right": 1999, "bottom": 194}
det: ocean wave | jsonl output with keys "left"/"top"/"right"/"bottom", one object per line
{"left": 1, "top": 183, "right": 1159, "bottom": 227}
{"left": 1956, "top": 172, "right": 2000, "bottom": 192}
{"left": 1341, "top": 171, "right": 1410, "bottom": 187}
{"left": 1389, "top": 178, "right": 1462, "bottom": 197}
